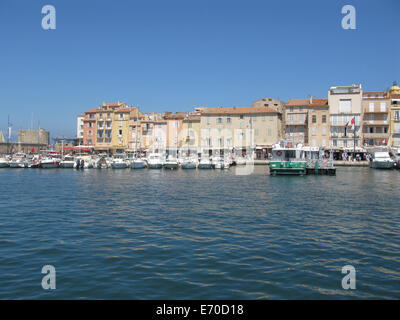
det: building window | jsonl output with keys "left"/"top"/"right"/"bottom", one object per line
{"left": 312, "top": 115, "right": 316, "bottom": 123}
{"left": 255, "top": 129, "right": 259, "bottom": 136}
{"left": 339, "top": 99, "right": 352, "bottom": 113}
{"left": 240, "top": 115, "right": 244, "bottom": 120}
{"left": 322, "top": 115, "right": 326, "bottom": 123}
{"left": 395, "top": 111, "right": 400, "bottom": 121}
{"left": 312, "top": 127, "right": 316, "bottom": 136}
{"left": 322, "top": 127, "right": 327, "bottom": 136}
{"left": 226, "top": 117, "right": 231, "bottom": 123}
{"left": 217, "top": 118, "right": 223, "bottom": 124}
{"left": 188, "top": 122, "right": 193, "bottom": 128}
{"left": 262, "top": 116, "right": 266, "bottom": 121}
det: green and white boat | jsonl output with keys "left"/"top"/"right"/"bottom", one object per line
{"left": 269, "top": 141, "right": 307, "bottom": 176}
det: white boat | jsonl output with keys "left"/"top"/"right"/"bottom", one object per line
{"left": 9, "top": 154, "right": 26, "bottom": 168}
{"left": 40, "top": 157, "right": 61, "bottom": 169}
{"left": 111, "top": 155, "right": 129, "bottom": 169}
{"left": 60, "top": 156, "right": 75, "bottom": 168}
{"left": 198, "top": 157, "right": 212, "bottom": 169}
{"left": 235, "top": 156, "right": 246, "bottom": 165}
{"left": 164, "top": 155, "right": 179, "bottom": 170}
{"left": 147, "top": 153, "right": 164, "bottom": 169}
{"left": 0, "top": 157, "right": 9, "bottom": 168}
{"left": 93, "top": 156, "right": 109, "bottom": 169}
{"left": 131, "top": 158, "right": 146, "bottom": 169}
{"left": 181, "top": 157, "right": 198, "bottom": 169}
{"left": 370, "top": 152, "right": 395, "bottom": 169}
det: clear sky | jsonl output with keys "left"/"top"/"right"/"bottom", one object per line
{"left": 0, "top": 0, "right": 398, "bottom": 139}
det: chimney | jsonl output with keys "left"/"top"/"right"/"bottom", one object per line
{"left": 309, "top": 95, "right": 313, "bottom": 104}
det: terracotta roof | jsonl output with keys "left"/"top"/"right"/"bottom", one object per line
{"left": 391, "top": 94, "right": 400, "bottom": 99}
{"left": 114, "top": 108, "right": 132, "bottom": 113}
{"left": 286, "top": 99, "right": 328, "bottom": 107}
{"left": 85, "top": 109, "right": 98, "bottom": 114}
{"left": 200, "top": 106, "right": 279, "bottom": 115}
{"left": 163, "top": 113, "right": 186, "bottom": 120}
{"left": 363, "top": 91, "right": 388, "bottom": 98}
{"left": 184, "top": 115, "right": 201, "bottom": 121}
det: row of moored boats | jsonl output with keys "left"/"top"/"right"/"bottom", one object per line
{"left": 0, "top": 153, "right": 253, "bottom": 170}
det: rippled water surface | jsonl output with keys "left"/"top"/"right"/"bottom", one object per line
{"left": 0, "top": 166, "right": 399, "bottom": 299}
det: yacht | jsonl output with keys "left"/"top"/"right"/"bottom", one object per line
{"left": 147, "top": 153, "right": 164, "bottom": 169}
{"left": 131, "top": 158, "right": 146, "bottom": 169}
{"left": 0, "top": 157, "right": 9, "bottom": 168}
{"left": 9, "top": 153, "right": 26, "bottom": 168}
{"left": 370, "top": 152, "right": 395, "bottom": 169}
{"left": 93, "top": 156, "right": 110, "bottom": 169}
{"left": 164, "top": 155, "right": 179, "bottom": 170}
{"left": 60, "top": 155, "right": 76, "bottom": 168}
{"left": 198, "top": 156, "right": 212, "bottom": 169}
{"left": 111, "top": 154, "right": 129, "bottom": 169}
{"left": 40, "top": 157, "right": 61, "bottom": 169}
{"left": 181, "top": 157, "right": 198, "bottom": 169}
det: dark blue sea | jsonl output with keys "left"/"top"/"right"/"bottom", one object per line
{"left": 0, "top": 166, "right": 399, "bottom": 299}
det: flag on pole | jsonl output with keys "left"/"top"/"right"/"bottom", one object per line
{"left": 350, "top": 116, "right": 355, "bottom": 130}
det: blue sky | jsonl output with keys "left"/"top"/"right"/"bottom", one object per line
{"left": 0, "top": 0, "right": 398, "bottom": 139}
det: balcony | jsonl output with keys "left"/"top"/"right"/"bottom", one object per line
{"left": 363, "top": 133, "right": 389, "bottom": 139}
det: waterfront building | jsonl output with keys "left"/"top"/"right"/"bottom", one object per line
{"left": 76, "top": 115, "right": 84, "bottom": 145}
{"left": 82, "top": 109, "right": 97, "bottom": 147}
{"left": 389, "top": 93, "right": 400, "bottom": 147}
{"left": 128, "top": 112, "right": 167, "bottom": 154}
{"left": 199, "top": 106, "right": 283, "bottom": 158}
{"left": 0, "top": 131, "right": 4, "bottom": 143}
{"left": 180, "top": 114, "right": 201, "bottom": 152}
{"left": 164, "top": 112, "right": 185, "bottom": 156}
{"left": 285, "top": 97, "right": 329, "bottom": 147}
{"left": 361, "top": 91, "right": 391, "bottom": 147}
{"left": 328, "top": 85, "right": 363, "bottom": 149}
{"left": 251, "top": 97, "right": 286, "bottom": 137}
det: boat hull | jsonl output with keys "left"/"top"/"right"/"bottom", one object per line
{"left": 148, "top": 163, "right": 162, "bottom": 169}
{"left": 370, "top": 161, "right": 394, "bottom": 169}
{"left": 181, "top": 162, "right": 197, "bottom": 169}
{"left": 0, "top": 162, "right": 9, "bottom": 168}
{"left": 9, "top": 162, "right": 25, "bottom": 168}
{"left": 198, "top": 163, "right": 212, "bottom": 169}
{"left": 60, "top": 162, "right": 75, "bottom": 168}
{"left": 164, "top": 163, "right": 179, "bottom": 169}
{"left": 269, "top": 161, "right": 307, "bottom": 176}
{"left": 131, "top": 161, "right": 146, "bottom": 169}
{"left": 111, "top": 163, "right": 128, "bottom": 169}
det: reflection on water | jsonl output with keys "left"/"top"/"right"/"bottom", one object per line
{"left": 0, "top": 167, "right": 399, "bottom": 299}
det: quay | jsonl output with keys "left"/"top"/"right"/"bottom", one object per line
{"left": 253, "top": 159, "right": 369, "bottom": 167}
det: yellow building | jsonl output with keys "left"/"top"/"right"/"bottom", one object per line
{"left": 389, "top": 82, "right": 400, "bottom": 147}
{"left": 180, "top": 114, "right": 201, "bottom": 152}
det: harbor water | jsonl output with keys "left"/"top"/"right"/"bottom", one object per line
{"left": 0, "top": 167, "right": 399, "bottom": 299}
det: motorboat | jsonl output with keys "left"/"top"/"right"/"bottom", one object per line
{"left": 74, "top": 156, "right": 94, "bottom": 169}
{"left": 9, "top": 153, "right": 26, "bottom": 168}
{"left": 93, "top": 156, "right": 110, "bottom": 169}
{"left": 370, "top": 152, "right": 395, "bottom": 169}
{"left": 131, "top": 158, "right": 146, "bottom": 169}
{"left": 60, "top": 156, "right": 76, "bottom": 168}
{"left": 111, "top": 154, "right": 129, "bottom": 169}
{"left": 147, "top": 153, "right": 164, "bottom": 169}
{"left": 40, "top": 157, "right": 61, "bottom": 169}
{"left": 0, "top": 157, "right": 9, "bottom": 168}
{"left": 181, "top": 157, "right": 198, "bottom": 169}
{"left": 164, "top": 155, "right": 179, "bottom": 170}
{"left": 198, "top": 156, "right": 212, "bottom": 169}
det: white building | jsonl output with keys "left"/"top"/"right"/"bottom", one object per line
{"left": 328, "top": 85, "right": 363, "bottom": 149}
{"left": 76, "top": 115, "right": 84, "bottom": 145}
